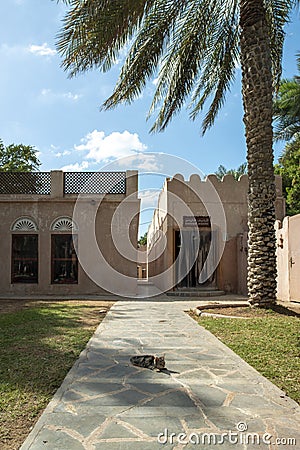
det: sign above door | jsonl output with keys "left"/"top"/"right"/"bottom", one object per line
{"left": 183, "top": 216, "right": 211, "bottom": 228}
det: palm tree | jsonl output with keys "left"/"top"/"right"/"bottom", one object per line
{"left": 57, "top": 0, "right": 297, "bottom": 306}
{"left": 273, "top": 53, "right": 300, "bottom": 141}
{"left": 215, "top": 163, "right": 247, "bottom": 180}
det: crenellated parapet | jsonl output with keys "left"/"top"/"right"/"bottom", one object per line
{"left": 148, "top": 173, "right": 285, "bottom": 250}
{"left": 167, "top": 173, "right": 282, "bottom": 201}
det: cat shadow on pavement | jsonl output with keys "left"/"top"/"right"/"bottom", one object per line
{"left": 159, "top": 368, "right": 180, "bottom": 375}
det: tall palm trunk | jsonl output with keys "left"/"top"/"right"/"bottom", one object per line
{"left": 239, "top": 0, "right": 277, "bottom": 306}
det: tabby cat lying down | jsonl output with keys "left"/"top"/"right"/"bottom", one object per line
{"left": 130, "top": 354, "right": 166, "bottom": 371}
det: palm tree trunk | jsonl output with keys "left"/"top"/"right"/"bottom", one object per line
{"left": 239, "top": 0, "right": 277, "bottom": 306}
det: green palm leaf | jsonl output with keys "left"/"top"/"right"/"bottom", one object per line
{"left": 56, "top": 0, "right": 299, "bottom": 306}
{"left": 57, "top": 0, "right": 297, "bottom": 132}
{"left": 273, "top": 56, "right": 300, "bottom": 141}
{"left": 57, "top": 0, "right": 152, "bottom": 75}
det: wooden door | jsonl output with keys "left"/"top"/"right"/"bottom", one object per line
{"left": 289, "top": 216, "right": 300, "bottom": 302}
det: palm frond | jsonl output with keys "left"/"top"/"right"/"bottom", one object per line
{"left": 273, "top": 68, "right": 300, "bottom": 140}
{"left": 103, "top": 0, "right": 191, "bottom": 109}
{"left": 148, "top": 1, "right": 239, "bottom": 133}
{"left": 264, "top": 0, "right": 296, "bottom": 89}
{"left": 189, "top": 6, "right": 239, "bottom": 134}
{"left": 57, "top": 0, "right": 152, "bottom": 76}
{"left": 147, "top": 0, "right": 219, "bottom": 132}
{"left": 274, "top": 123, "right": 300, "bottom": 141}
{"left": 57, "top": 0, "right": 298, "bottom": 134}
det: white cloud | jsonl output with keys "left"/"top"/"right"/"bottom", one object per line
{"left": 115, "top": 154, "right": 160, "bottom": 172}
{"left": 29, "top": 43, "right": 56, "bottom": 57}
{"left": 75, "top": 130, "right": 147, "bottom": 163}
{"left": 40, "top": 88, "right": 82, "bottom": 102}
{"left": 139, "top": 190, "right": 160, "bottom": 208}
{"left": 55, "top": 150, "right": 72, "bottom": 158}
{"left": 135, "top": 155, "right": 160, "bottom": 171}
{"left": 41, "top": 88, "right": 51, "bottom": 96}
{"left": 114, "top": 42, "right": 131, "bottom": 66}
{"left": 0, "top": 42, "right": 56, "bottom": 59}
{"left": 60, "top": 161, "right": 89, "bottom": 172}
{"left": 63, "top": 92, "right": 81, "bottom": 101}
{"left": 235, "top": 56, "right": 241, "bottom": 70}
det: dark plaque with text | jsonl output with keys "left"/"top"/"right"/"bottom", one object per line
{"left": 183, "top": 216, "right": 211, "bottom": 228}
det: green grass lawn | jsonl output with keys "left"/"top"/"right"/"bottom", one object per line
{"left": 191, "top": 307, "right": 300, "bottom": 404}
{"left": 0, "top": 300, "right": 112, "bottom": 450}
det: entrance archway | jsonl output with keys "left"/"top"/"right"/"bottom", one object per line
{"left": 175, "top": 227, "right": 217, "bottom": 288}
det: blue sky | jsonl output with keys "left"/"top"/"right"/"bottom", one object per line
{"left": 0, "top": 0, "right": 299, "bottom": 235}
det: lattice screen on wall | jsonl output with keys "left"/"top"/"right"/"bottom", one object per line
{"left": 64, "top": 172, "right": 126, "bottom": 194}
{"left": 0, "top": 172, "right": 51, "bottom": 194}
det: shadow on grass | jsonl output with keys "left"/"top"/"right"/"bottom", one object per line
{"left": 0, "top": 305, "right": 105, "bottom": 396}
{"left": 270, "top": 303, "right": 300, "bottom": 318}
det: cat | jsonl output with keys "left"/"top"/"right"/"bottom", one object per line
{"left": 130, "top": 354, "right": 166, "bottom": 371}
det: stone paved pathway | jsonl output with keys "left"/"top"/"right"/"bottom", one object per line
{"left": 21, "top": 300, "right": 300, "bottom": 450}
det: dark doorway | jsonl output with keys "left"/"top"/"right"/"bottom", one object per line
{"left": 175, "top": 229, "right": 216, "bottom": 288}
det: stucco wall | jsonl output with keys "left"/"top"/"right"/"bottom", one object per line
{"left": 0, "top": 170, "right": 140, "bottom": 297}
{"left": 147, "top": 173, "right": 285, "bottom": 294}
{"left": 276, "top": 214, "right": 300, "bottom": 303}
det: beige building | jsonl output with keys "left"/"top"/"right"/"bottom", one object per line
{"left": 147, "top": 173, "right": 285, "bottom": 295}
{"left": 1, "top": 169, "right": 294, "bottom": 300}
{"left": 276, "top": 214, "right": 300, "bottom": 303}
{"left": 0, "top": 170, "right": 140, "bottom": 296}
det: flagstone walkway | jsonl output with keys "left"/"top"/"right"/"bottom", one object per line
{"left": 21, "top": 299, "right": 300, "bottom": 450}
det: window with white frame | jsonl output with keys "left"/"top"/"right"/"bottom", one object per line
{"left": 11, "top": 218, "right": 38, "bottom": 284}
{"left": 51, "top": 217, "right": 78, "bottom": 284}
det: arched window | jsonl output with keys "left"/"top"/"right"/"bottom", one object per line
{"left": 50, "top": 217, "right": 78, "bottom": 232}
{"left": 50, "top": 217, "right": 78, "bottom": 284}
{"left": 11, "top": 217, "right": 38, "bottom": 284}
{"left": 11, "top": 217, "right": 38, "bottom": 232}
